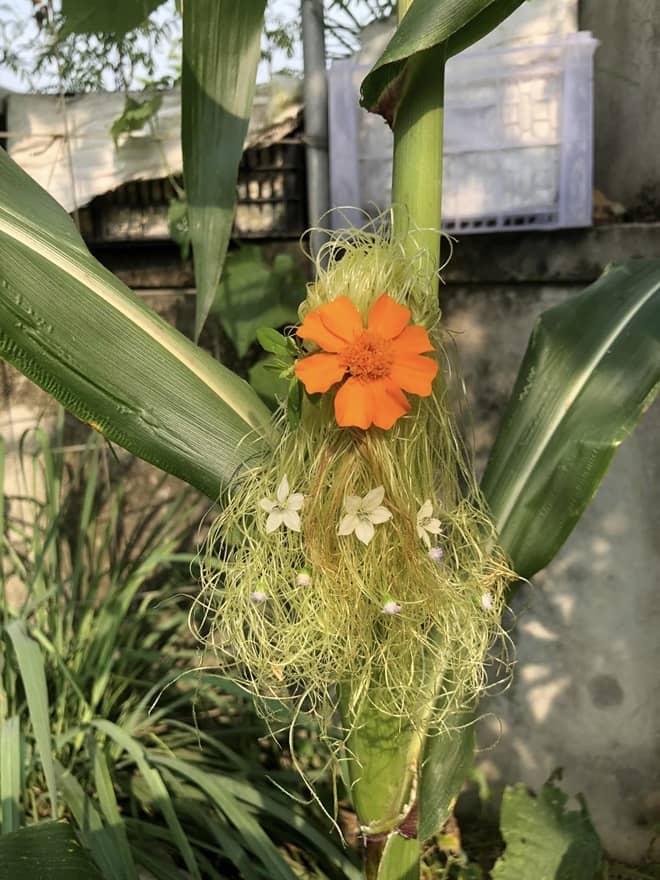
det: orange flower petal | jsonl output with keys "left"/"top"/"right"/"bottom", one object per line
{"left": 368, "top": 294, "right": 411, "bottom": 339}
{"left": 295, "top": 353, "right": 346, "bottom": 393}
{"left": 334, "top": 378, "right": 373, "bottom": 429}
{"left": 371, "top": 378, "right": 411, "bottom": 429}
{"left": 390, "top": 353, "right": 438, "bottom": 396}
{"left": 391, "top": 325, "right": 434, "bottom": 354}
{"left": 297, "top": 312, "right": 347, "bottom": 353}
{"left": 317, "top": 296, "right": 364, "bottom": 343}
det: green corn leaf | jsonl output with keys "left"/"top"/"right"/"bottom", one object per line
{"left": 361, "top": 0, "right": 525, "bottom": 122}
{"left": 0, "top": 821, "right": 103, "bottom": 880}
{"left": 60, "top": 0, "right": 167, "bottom": 37}
{"left": 0, "top": 716, "right": 22, "bottom": 834}
{"left": 6, "top": 621, "right": 57, "bottom": 818}
{"left": 376, "top": 834, "right": 420, "bottom": 880}
{"left": 481, "top": 260, "right": 660, "bottom": 579}
{"left": 0, "top": 149, "right": 275, "bottom": 501}
{"left": 417, "top": 709, "right": 475, "bottom": 840}
{"left": 183, "top": 0, "right": 267, "bottom": 340}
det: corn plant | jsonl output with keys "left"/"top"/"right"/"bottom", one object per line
{"left": 0, "top": 1, "right": 659, "bottom": 878}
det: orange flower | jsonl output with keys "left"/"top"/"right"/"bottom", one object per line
{"left": 294, "top": 293, "right": 438, "bottom": 430}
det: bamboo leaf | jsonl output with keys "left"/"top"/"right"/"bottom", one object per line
{"left": 361, "top": 0, "right": 525, "bottom": 122}
{"left": 182, "top": 0, "right": 267, "bottom": 340}
{"left": 481, "top": 261, "right": 660, "bottom": 579}
{"left": 5, "top": 621, "right": 57, "bottom": 818}
{"left": 0, "top": 149, "right": 275, "bottom": 500}
{"left": 61, "top": 0, "right": 166, "bottom": 37}
{"left": 0, "top": 821, "right": 103, "bottom": 880}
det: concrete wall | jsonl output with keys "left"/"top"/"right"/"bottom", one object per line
{"left": 580, "top": 0, "right": 660, "bottom": 209}
{"left": 441, "top": 224, "right": 660, "bottom": 863}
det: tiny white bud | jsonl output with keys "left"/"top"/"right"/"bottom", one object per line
{"left": 481, "top": 591, "right": 493, "bottom": 611}
{"left": 428, "top": 546, "right": 444, "bottom": 562}
{"left": 381, "top": 601, "right": 402, "bottom": 615}
{"left": 296, "top": 571, "right": 311, "bottom": 587}
{"left": 250, "top": 591, "right": 268, "bottom": 603}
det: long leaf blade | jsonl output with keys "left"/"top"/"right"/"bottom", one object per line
{"left": 0, "top": 716, "right": 22, "bottom": 834}
{"left": 92, "top": 720, "right": 202, "bottom": 880}
{"left": 361, "top": 0, "right": 524, "bottom": 120}
{"left": 182, "top": 0, "right": 267, "bottom": 340}
{"left": 0, "top": 149, "right": 274, "bottom": 499}
{"left": 417, "top": 710, "right": 475, "bottom": 840}
{"left": 6, "top": 621, "right": 57, "bottom": 817}
{"left": 151, "top": 754, "right": 299, "bottom": 880}
{"left": 56, "top": 761, "right": 133, "bottom": 880}
{"left": 481, "top": 260, "right": 660, "bottom": 579}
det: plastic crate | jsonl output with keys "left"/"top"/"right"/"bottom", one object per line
{"left": 79, "top": 141, "right": 307, "bottom": 243}
{"left": 329, "top": 33, "right": 598, "bottom": 233}
{"left": 234, "top": 141, "right": 307, "bottom": 239}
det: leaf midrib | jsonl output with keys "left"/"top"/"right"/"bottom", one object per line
{"left": 494, "top": 273, "right": 660, "bottom": 539}
{"left": 0, "top": 208, "right": 268, "bottom": 437}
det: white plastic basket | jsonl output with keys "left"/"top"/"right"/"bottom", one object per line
{"left": 328, "top": 33, "right": 598, "bottom": 233}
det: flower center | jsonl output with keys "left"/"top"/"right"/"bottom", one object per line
{"left": 339, "top": 331, "right": 394, "bottom": 381}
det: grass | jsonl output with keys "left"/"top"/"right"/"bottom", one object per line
{"left": 0, "top": 410, "right": 361, "bottom": 880}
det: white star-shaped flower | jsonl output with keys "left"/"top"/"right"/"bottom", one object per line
{"left": 416, "top": 499, "right": 443, "bottom": 549}
{"left": 338, "top": 486, "right": 392, "bottom": 545}
{"left": 259, "top": 476, "right": 304, "bottom": 533}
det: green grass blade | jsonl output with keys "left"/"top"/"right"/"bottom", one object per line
{"left": 182, "top": 0, "right": 267, "bottom": 339}
{"left": 219, "top": 775, "right": 362, "bottom": 880}
{"left": 0, "top": 821, "right": 104, "bottom": 880}
{"left": 92, "top": 720, "right": 202, "bottom": 880}
{"left": 482, "top": 260, "right": 660, "bottom": 578}
{"left": 92, "top": 743, "right": 139, "bottom": 880}
{"left": 6, "top": 621, "right": 57, "bottom": 817}
{"left": 0, "top": 148, "right": 275, "bottom": 499}
{"left": 56, "top": 760, "right": 132, "bottom": 880}
{"left": 0, "top": 716, "right": 23, "bottom": 834}
{"left": 150, "top": 754, "right": 299, "bottom": 880}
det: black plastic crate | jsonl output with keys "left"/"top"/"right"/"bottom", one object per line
{"left": 80, "top": 139, "right": 307, "bottom": 244}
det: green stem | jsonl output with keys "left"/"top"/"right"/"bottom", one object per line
{"left": 346, "top": 4, "right": 447, "bottom": 877}
{"left": 391, "top": 15, "right": 446, "bottom": 297}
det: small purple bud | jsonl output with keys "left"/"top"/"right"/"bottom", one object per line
{"left": 428, "top": 546, "right": 444, "bottom": 562}
{"left": 381, "top": 601, "right": 402, "bottom": 615}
